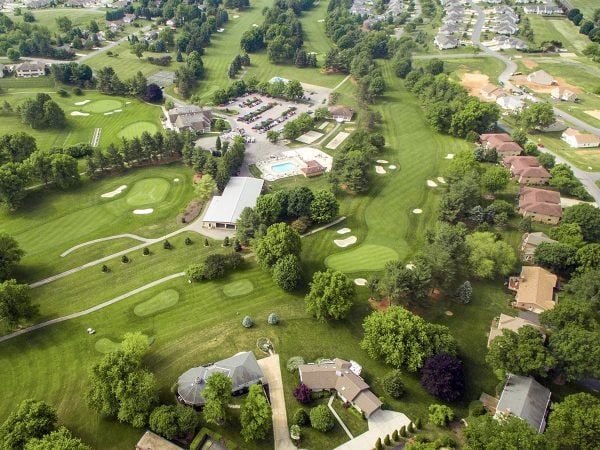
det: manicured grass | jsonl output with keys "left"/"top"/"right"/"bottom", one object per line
{"left": 8, "top": 8, "right": 105, "bottom": 33}
{"left": 330, "top": 398, "right": 369, "bottom": 437}
{"left": 441, "top": 56, "right": 507, "bottom": 81}
{"left": 528, "top": 16, "right": 591, "bottom": 54}
{"left": 125, "top": 178, "right": 172, "bottom": 206}
{"left": 325, "top": 244, "right": 399, "bottom": 273}
{"left": 1, "top": 165, "right": 194, "bottom": 282}
{"left": 300, "top": 1, "right": 333, "bottom": 60}
{"left": 133, "top": 289, "right": 180, "bottom": 317}
{"left": 534, "top": 131, "right": 600, "bottom": 171}
{"left": 222, "top": 279, "right": 255, "bottom": 297}
{"left": 570, "top": 0, "right": 598, "bottom": 17}
{"left": 0, "top": 88, "right": 162, "bottom": 150}
{"left": 94, "top": 337, "right": 122, "bottom": 354}
{"left": 0, "top": 76, "right": 54, "bottom": 89}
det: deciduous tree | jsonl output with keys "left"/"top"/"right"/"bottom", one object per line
{"left": 0, "top": 232, "right": 24, "bottom": 281}
{"left": 240, "top": 384, "right": 272, "bottom": 442}
{"left": 465, "top": 232, "right": 516, "bottom": 279}
{"left": 0, "top": 279, "right": 35, "bottom": 328}
{"left": 545, "top": 393, "right": 600, "bottom": 450}
{"left": 202, "top": 372, "right": 232, "bottom": 425}
{"left": 0, "top": 399, "right": 57, "bottom": 450}
{"left": 420, "top": 354, "right": 465, "bottom": 402}
{"left": 305, "top": 270, "right": 355, "bottom": 321}
{"left": 464, "top": 414, "right": 548, "bottom": 450}
{"left": 254, "top": 223, "right": 301, "bottom": 270}
{"left": 24, "top": 427, "right": 91, "bottom": 450}
{"left": 272, "top": 254, "right": 302, "bottom": 291}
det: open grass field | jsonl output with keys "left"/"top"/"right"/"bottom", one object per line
{"left": 528, "top": 15, "right": 591, "bottom": 54}
{"left": 299, "top": 0, "right": 333, "bottom": 59}
{"left": 535, "top": 131, "right": 600, "bottom": 171}
{"left": 570, "top": 0, "right": 598, "bottom": 17}
{"left": 1, "top": 165, "right": 194, "bottom": 283}
{"left": 133, "top": 289, "right": 180, "bottom": 317}
{"left": 441, "top": 56, "right": 508, "bottom": 82}
{"left": 8, "top": 7, "right": 105, "bottom": 33}
{"left": 0, "top": 87, "right": 162, "bottom": 150}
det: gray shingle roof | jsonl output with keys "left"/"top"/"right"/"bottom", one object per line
{"left": 496, "top": 374, "right": 551, "bottom": 432}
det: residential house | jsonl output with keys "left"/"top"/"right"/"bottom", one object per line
{"left": 524, "top": 5, "right": 563, "bottom": 14}
{"left": 487, "top": 313, "right": 543, "bottom": 347}
{"left": 15, "top": 61, "right": 45, "bottom": 78}
{"left": 439, "top": 23, "right": 460, "bottom": 35}
{"left": 166, "top": 19, "right": 176, "bottom": 27}
{"left": 177, "top": 351, "right": 265, "bottom": 406}
{"left": 520, "top": 232, "right": 557, "bottom": 262}
{"left": 123, "top": 13, "right": 137, "bottom": 23}
{"left": 480, "top": 83, "right": 506, "bottom": 101}
{"left": 301, "top": 160, "right": 325, "bottom": 177}
{"left": 202, "top": 177, "right": 264, "bottom": 229}
{"left": 495, "top": 5, "right": 518, "bottom": 18}
{"left": 509, "top": 266, "right": 558, "bottom": 313}
{"left": 493, "top": 22, "right": 519, "bottom": 35}
{"left": 503, "top": 156, "right": 550, "bottom": 185}
{"left": 135, "top": 431, "right": 183, "bottom": 450}
{"left": 443, "top": 11, "right": 464, "bottom": 24}
{"left": 496, "top": 95, "right": 525, "bottom": 111}
{"left": 0, "top": 64, "right": 5, "bottom": 78}
{"left": 527, "top": 70, "right": 556, "bottom": 86}
{"left": 434, "top": 34, "right": 459, "bottom": 50}
{"left": 480, "top": 133, "right": 523, "bottom": 157}
{"left": 107, "top": 21, "right": 124, "bottom": 32}
{"left": 550, "top": 87, "right": 577, "bottom": 102}
{"left": 24, "top": 0, "right": 52, "bottom": 8}
{"left": 329, "top": 106, "right": 354, "bottom": 122}
{"left": 518, "top": 186, "right": 562, "bottom": 224}
{"left": 495, "top": 374, "right": 551, "bottom": 432}
{"left": 299, "top": 358, "right": 382, "bottom": 418}
{"left": 561, "top": 127, "right": 600, "bottom": 148}
{"left": 167, "top": 106, "right": 212, "bottom": 133}
{"left": 493, "top": 35, "right": 527, "bottom": 50}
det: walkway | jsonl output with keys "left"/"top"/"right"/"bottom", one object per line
{"left": 334, "top": 410, "right": 411, "bottom": 450}
{"left": 60, "top": 233, "right": 153, "bottom": 257}
{"left": 0, "top": 272, "right": 185, "bottom": 344}
{"left": 257, "top": 354, "right": 296, "bottom": 450}
{"left": 332, "top": 75, "right": 351, "bottom": 92}
{"left": 328, "top": 396, "right": 353, "bottom": 439}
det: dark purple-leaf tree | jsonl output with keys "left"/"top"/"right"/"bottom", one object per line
{"left": 421, "top": 354, "right": 465, "bottom": 402}
{"left": 293, "top": 383, "right": 312, "bottom": 404}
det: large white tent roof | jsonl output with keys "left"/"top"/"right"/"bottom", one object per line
{"left": 202, "top": 176, "right": 264, "bottom": 225}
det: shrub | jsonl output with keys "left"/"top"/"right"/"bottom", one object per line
{"left": 57, "top": 89, "right": 69, "bottom": 97}
{"left": 101, "top": 264, "right": 109, "bottom": 273}
{"left": 384, "top": 434, "right": 391, "bottom": 445}
{"left": 375, "top": 437, "right": 383, "bottom": 450}
{"left": 163, "top": 240, "right": 172, "bottom": 249}
{"left": 143, "top": 247, "right": 150, "bottom": 255}
{"left": 407, "top": 422, "right": 415, "bottom": 433}
{"left": 400, "top": 425, "right": 407, "bottom": 437}
{"left": 292, "top": 408, "right": 309, "bottom": 426}
{"left": 242, "top": 316, "right": 253, "bottom": 328}
{"left": 204, "top": 238, "right": 209, "bottom": 247}
{"left": 223, "top": 236, "right": 230, "bottom": 247}
{"left": 392, "top": 430, "right": 398, "bottom": 441}
{"left": 73, "top": 87, "right": 83, "bottom": 95}
{"left": 293, "top": 383, "right": 311, "bottom": 404}
{"left": 290, "top": 424, "right": 301, "bottom": 441}
{"left": 415, "top": 417, "right": 422, "bottom": 429}
{"left": 420, "top": 354, "right": 465, "bottom": 402}
{"left": 286, "top": 356, "right": 305, "bottom": 373}
{"left": 434, "top": 436, "right": 457, "bottom": 448}
{"left": 469, "top": 400, "right": 486, "bottom": 417}
{"left": 309, "top": 405, "right": 334, "bottom": 432}
{"left": 267, "top": 313, "right": 279, "bottom": 325}
{"left": 381, "top": 369, "right": 405, "bottom": 399}
{"left": 233, "top": 240, "right": 242, "bottom": 252}
{"left": 185, "top": 237, "right": 192, "bottom": 245}
{"left": 428, "top": 404, "right": 454, "bottom": 427}
{"left": 121, "top": 255, "right": 129, "bottom": 263}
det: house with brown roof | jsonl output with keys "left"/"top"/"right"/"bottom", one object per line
{"left": 519, "top": 187, "right": 562, "bottom": 225}
{"left": 487, "top": 313, "right": 543, "bottom": 347}
{"left": 503, "top": 156, "right": 550, "bottom": 185}
{"left": 299, "top": 358, "right": 382, "bottom": 418}
{"left": 167, "top": 106, "right": 212, "bottom": 133}
{"left": 479, "top": 83, "right": 507, "bottom": 101}
{"left": 520, "top": 232, "right": 556, "bottom": 262}
{"left": 301, "top": 160, "right": 325, "bottom": 178}
{"left": 509, "top": 266, "right": 558, "bottom": 313}
{"left": 550, "top": 87, "right": 577, "bottom": 102}
{"left": 15, "top": 61, "right": 45, "bottom": 78}
{"left": 328, "top": 106, "right": 354, "bottom": 122}
{"left": 480, "top": 133, "right": 523, "bottom": 157}
{"left": 526, "top": 70, "right": 555, "bottom": 86}
{"left": 561, "top": 128, "right": 600, "bottom": 148}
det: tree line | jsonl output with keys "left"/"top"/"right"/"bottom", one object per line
{"left": 96, "top": 66, "right": 163, "bottom": 102}
{"left": 211, "top": 77, "right": 304, "bottom": 105}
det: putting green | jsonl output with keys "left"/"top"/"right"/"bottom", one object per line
{"left": 125, "top": 178, "right": 171, "bottom": 206}
{"left": 81, "top": 99, "right": 122, "bottom": 113}
{"left": 223, "top": 279, "right": 254, "bottom": 297}
{"left": 133, "top": 289, "right": 180, "bottom": 317}
{"left": 117, "top": 121, "right": 158, "bottom": 139}
{"left": 325, "top": 244, "right": 399, "bottom": 272}
{"left": 94, "top": 338, "right": 121, "bottom": 354}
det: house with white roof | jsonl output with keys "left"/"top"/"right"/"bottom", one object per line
{"left": 496, "top": 95, "right": 525, "bottom": 111}
{"left": 202, "top": 177, "right": 264, "bottom": 229}
{"left": 434, "top": 34, "right": 459, "bottom": 50}
{"left": 561, "top": 128, "right": 600, "bottom": 148}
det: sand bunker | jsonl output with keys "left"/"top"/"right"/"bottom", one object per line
{"left": 445, "top": 154, "right": 455, "bottom": 159}
{"left": 334, "top": 236, "right": 357, "bottom": 248}
{"left": 71, "top": 111, "right": 90, "bottom": 116}
{"left": 233, "top": 14, "right": 240, "bottom": 18}
{"left": 585, "top": 110, "right": 600, "bottom": 121}
{"left": 522, "top": 58, "right": 538, "bottom": 69}
{"left": 252, "top": 23, "right": 258, "bottom": 27}
{"left": 511, "top": 74, "right": 581, "bottom": 94}
{"left": 560, "top": 52, "right": 577, "bottom": 58}
{"left": 113, "top": 109, "right": 122, "bottom": 113}
{"left": 133, "top": 208, "right": 154, "bottom": 215}
{"left": 173, "top": 178, "right": 180, "bottom": 182}
{"left": 354, "top": 278, "right": 368, "bottom": 286}
{"left": 337, "top": 228, "right": 351, "bottom": 235}
{"left": 376, "top": 159, "right": 389, "bottom": 164}
{"left": 74, "top": 100, "right": 91, "bottom": 106}
{"left": 317, "top": 19, "right": 325, "bottom": 22}
{"left": 445, "top": 310, "right": 454, "bottom": 316}
{"left": 437, "top": 177, "right": 446, "bottom": 184}
{"left": 375, "top": 166, "right": 387, "bottom": 174}
{"left": 389, "top": 165, "right": 397, "bottom": 170}
{"left": 104, "top": 112, "right": 113, "bottom": 116}
{"left": 412, "top": 208, "right": 423, "bottom": 214}
{"left": 427, "top": 180, "right": 438, "bottom": 187}
{"left": 101, "top": 185, "right": 127, "bottom": 198}
{"left": 125, "top": 101, "right": 131, "bottom": 104}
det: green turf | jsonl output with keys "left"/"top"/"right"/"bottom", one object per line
{"left": 528, "top": 16, "right": 591, "bottom": 54}
{"left": 8, "top": 8, "right": 105, "bottom": 33}
{"left": 331, "top": 397, "right": 369, "bottom": 437}
{"left": 569, "top": 0, "right": 598, "bottom": 17}
{"left": 94, "top": 337, "right": 121, "bottom": 354}
{"left": 125, "top": 178, "right": 172, "bottom": 206}
{"left": 133, "top": 289, "right": 180, "bottom": 317}
{"left": 222, "top": 279, "right": 254, "bottom": 297}
{"left": 118, "top": 121, "right": 159, "bottom": 138}
{"left": 81, "top": 99, "right": 123, "bottom": 113}
{"left": 325, "top": 244, "right": 399, "bottom": 273}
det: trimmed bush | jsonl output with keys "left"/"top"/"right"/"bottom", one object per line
{"left": 392, "top": 430, "right": 398, "bottom": 441}
{"left": 309, "top": 405, "right": 334, "bottom": 432}
{"left": 185, "top": 237, "right": 192, "bottom": 245}
{"left": 290, "top": 424, "right": 301, "bottom": 441}
{"left": 292, "top": 408, "right": 309, "bottom": 426}
{"left": 407, "top": 422, "right": 415, "bottom": 433}
{"left": 381, "top": 369, "right": 405, "bottom": 399}
{"left": 399, "top": 425, "right": 407, "bottom": 437}
{"left": 143, "top": 247, "right": 150, "bottom": 255}
{"left": 469, "top": 400, "right": 486, "bottom": 417}
{"left": 223, "top": 236, "right": 230, "bottom": 247}
{"left": 101, "top": 264, "right": 109, "bottom": 273}
{"left": 204, "top": 238, "right": 209, "bottom": 247}
{"left": 293, "top": 383, "right": 311, "bottom": 404}
{"left": 384, "top": 434, "right": 391, "bottom": 446}
{"left": 415, "top": 417, "right": 421, "bottom": 429}
{"left": 121, "top": 255, "right": 129, "bottom": 263}
{"left": 242, "top": 316, "right": 253, "bottom": 328}
{"left": 267, "top": 313, "right": 279, "bottom": 325}
{"left": 375, "top": 437, "right": 383, "bottom": 450}
{"left": 428, "top": 404, "right": 454, "bottom": 427}
{"left": 163, "top": 240, "right": 172, "bottom": 249}
{"left": 286, "top": 356, "right": 305, "bottom": 373}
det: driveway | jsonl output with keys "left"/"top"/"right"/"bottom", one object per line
{"left": 257, "top": 354, "right": 296, "bottom": 450}
{"left": 334, "top": 410, "right": 411, "bottom": 450}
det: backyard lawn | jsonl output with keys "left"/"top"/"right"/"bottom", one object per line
{"left": 8, "top": 7, "right": 105, "bottom": 33}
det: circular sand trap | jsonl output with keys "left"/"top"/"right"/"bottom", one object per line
{"left": 334, "top": 236, "right": 357, "bottom": 248}
{"left": 113, "top": 109, "right": 123, "bottom": 113}
{"left": 375, "top": 166, "right": 386, "bottom": 174}
{"left": 337, "top": 228, "right": 351, "bottom": 235}
{"left": 427, "top": 180, "right": 438, "bottom": 187}
{"left": 134, "top": 289, "right": 180, "bottom": 317}
{"left": 118, "top": 121, "right": 159, "bottom": 139}
{"left": 82, "top": 99, "right": 122, "bottom": 113}
{"left": 444, "top": 153, "right": 455, "bottom": 160}
{"left": 388, "top": 165, "right": 397, "bottom": 170}
{"left": 376, "top": 159, "right": 389, "bottom": 164}
{"left": 74, "top": 99, "right": 91, "bottom": 106}
{"left": 101, "top": 185, "right": 127, "bottom": 198}
{"left": 445, "top": 310, "right": 454, "bottom": 316}
{"left": 104, "top": 112, "right": 113, "bottom": 116}
{"left": 233, "top": 14, "right": 240, "bottom": 18}
{"left": 70, "top": 111, "right": 90, "bottom": 116}
{"left": 133, "top": 208, "right": 154, "bottom": 215}
{"left": 94, "top": 338, "right": 121, "bottom": 354}
{"left": 437, "top": 177, "right": 446, "bottom": 184}
{"left": 223, "top": 279, "right": 254, "bottom": 297}
{"left": 354, "top": 278, "right": 368, "bottom": 286}
{"left": 412, "top": 208, "right": 423, "bottom": 214}
{"left": 126, "top": 178, "right": 170, "bottom": 206}
{"left": 173, "top": 178, "right": 180, "bottom": 182}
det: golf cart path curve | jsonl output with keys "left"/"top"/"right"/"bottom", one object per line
{"left": 60, "top": 234, "right": 154, "bottom": 257}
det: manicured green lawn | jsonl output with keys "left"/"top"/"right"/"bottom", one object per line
{"left": 441, "top": 57, "right": 507, "bottom": 81}
{"left": 330, "top": 398, "right": 369, "bottom": 437}
{"left": 8, "top": 7, "right": 105, "bottom": 33}
{"left": 0, "top": 87, "right": 162, "bottom": 150}
{"left": 570, "top": 0, "right": 598, "bottom": 17}
{"left": 299, "top": 0, "right": 334, "bottom": 60}
{"left": 535, "top": 131, "right": 600, "bottom": 171}
{"left": 222, "top": 279, "right": 255, "bottom": 297}
{"left": 1, "top": 165, "right": 194, "bottom": 282}
{"left": 133, "top": 289, "right": 180, "bottom": 317}
{"left": 125, "top": 178, "right": 172, "bottom": 206}
{"left": 325, "top": 244, "right": 399, "bottom": 273}
{"left": 528, "top": 16, "right": 591, "bottom": 54}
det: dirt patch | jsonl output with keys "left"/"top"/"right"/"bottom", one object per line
{"left": 585, "top": 110, "right": 600, "bottom": 121}
{"left": 510, "top": 74, "right": 581, "bottom": 94}
{"left": 560, "top": 52, "right": 577, "bottom": 58}
{"left": 522, "top": 58, "right": 538, "bottom": 69}
{"left": 460, "top": 72, "right": 490, "bottom": 99}
{"left": 574, "top": 149, "right": 600, "bottom": 155}
{"left": 368, "top": 297, "right": 391, "bottom": 311}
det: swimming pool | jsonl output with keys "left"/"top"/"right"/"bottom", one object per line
{"left": 271, "top": 162, "right": 297, "bottom": 173}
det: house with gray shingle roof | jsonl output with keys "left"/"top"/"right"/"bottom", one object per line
{"left": 495, "top": 374, "right": 551, "bottom": 432}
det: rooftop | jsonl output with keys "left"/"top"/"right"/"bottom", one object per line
{"left": 514, "top": 266, "right": 558, "bottom": 312}
{"left": 203, "top": 177, "right": 264, "bottom": 225}
{"left": 496, "top": 374, "right": 551, "bottom": 432}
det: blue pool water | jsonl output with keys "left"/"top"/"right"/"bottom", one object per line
{"left": 271, "top": 162, "right": 296, "bottom": 173}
